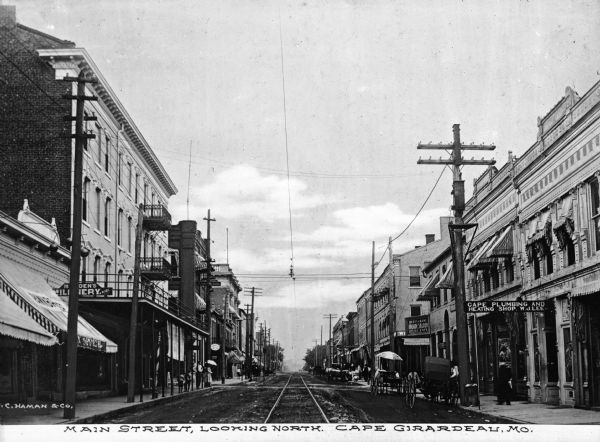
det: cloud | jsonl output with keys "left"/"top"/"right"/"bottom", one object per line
{"left": 188, "top": 165, "right": 326, "bottom": 222}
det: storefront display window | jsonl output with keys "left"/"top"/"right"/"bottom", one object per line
{"left": 545, "top": 307, "right": 559, "bottom": 383}
{"left": 533, "top": 332, "right": 540, "bottom": 382}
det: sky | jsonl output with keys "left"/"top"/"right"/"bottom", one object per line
{"left": 13, "top": 0, "right": 600, "bottom": 369}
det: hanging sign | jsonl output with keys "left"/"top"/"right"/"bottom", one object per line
{"left": 465, "top": 300, "right": 546, "bottom": 313}
{"left": 55, "top": 282, "right": 112, "bottom": 297}
{"left": 211, "top": 343, "right": 220, "bottom": 351}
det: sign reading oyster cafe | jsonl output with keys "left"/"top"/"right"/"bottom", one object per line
{"left": 406, "top": 315, "right": 430, "bottom": 335}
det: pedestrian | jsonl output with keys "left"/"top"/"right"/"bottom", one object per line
{"left": 195, "top": 362, "right": 203, "bottom": 389}
{"left": 177, "top": 373, "right": 184, "bottom": 393}
{"left": 496, "top": 363, "right": 513, "bottom": 405}
{"left": 206, "top": 366, "right": 212, "bottom": 387}
{"left": 450, "top": 360, "right": 459, "bottom": 399}
{"left": 185, "top": 370, "right": 192, "bottom": 392}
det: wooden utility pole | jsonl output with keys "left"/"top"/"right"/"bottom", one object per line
{"left": 322, "top": 313, "right": 338, "bottom": 368}
{"left": 203, "top": 210, "right": 215, "bottom": 373}
{"left": 61, "top": 72, "right": 97, "bottom": 418}
{"left": 370, "top": 241, "right": 375, "bottom": 378}
{"left": 313, "top": 339, "right": 319, "bottom": 369}
{"left": 417, "top": 124, "right": 495, "bottom": 404}
{"left": 388, "top": 236, "right": 396, "bottom": 355}
{"left": 221, "top": 284, "right": 229, "bottom": 383}
{"left": 127, "top": 204, "right": 145, "bottom": 403}
{"left": 243, "top": 287, "right": 262, "bottom": 380}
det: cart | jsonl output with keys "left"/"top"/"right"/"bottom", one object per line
{"left": 369, "top": 351, "right": 417, "bottom": 408}
{"left": 421, "top": 356, "right": 458, "bottom": 405}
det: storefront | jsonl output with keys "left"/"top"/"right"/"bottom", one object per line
{"left": 403, "top": 315, "right": 431, "bottom": 374}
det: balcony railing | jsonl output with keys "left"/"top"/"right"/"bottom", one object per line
{"left": 143, "top": 204, "right": 172, "bottom": 231}
{"left": 73, "top": 273, "right": 207, "bottom": 331}
{"left": 140, "top": 257, "right": 172, "bottom": 280}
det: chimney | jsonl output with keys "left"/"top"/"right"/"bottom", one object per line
{"left": 425, "top": 234, "right": 435, "bottom": 244}
{"left": 0, "top": 5, "right": 16, "bottom": 31}
{"left": 439, "top": 216, "right": 453, "bottom": 241}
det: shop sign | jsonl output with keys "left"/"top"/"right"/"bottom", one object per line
{"left": 405, "top": 315, "right": 430, "bottom": 335}
{"left": 465, "top": 300, "right": 546, "bottom": 313}
{"left": 55, "top": 282, "right": 112, "bottom": 297}
{"left": 211, "top": 343, "right": 220, "bottom": 351}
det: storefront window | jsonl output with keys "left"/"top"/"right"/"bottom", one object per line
{"left": 533, "top": 332, "right": 540, "bottom": 382}
{"left": 505, "top": 258, "right": 514, "bottom": 283}
{"left": 545, "top": 307, "right": 559, "bottom": 383}
{"left": 590, "top": 177, "right": 600, "bottom": 251}
{"left": 563, "top": 327, "right": 573, "bottom": 383}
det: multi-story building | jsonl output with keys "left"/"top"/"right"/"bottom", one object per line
{"left": 0, "top": 204, "right": 116, "bottom": 401}
{"left": 0, "top": 6, "right": 213, "bottom": 397}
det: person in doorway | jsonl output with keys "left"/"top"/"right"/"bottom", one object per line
{"left": 177, "top": 373, "right": 184, "bottom": 393}
{"left": 496, "top": 363, "right": 513, "bottom": 405}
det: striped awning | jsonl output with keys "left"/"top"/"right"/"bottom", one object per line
{"left": 570, "top": 280, "right": 600, "bottom": 298}
{"left": 1, "top": 293, "right": 58, "bottom": 346}
{"left": 486, "top": 225, "right": 514, "bottom": 258}
{"left": 436, "top": 263, "right": 454, "bottom": 289}
{"left": 195, "top": 292, "right": 206, "bottom": 311}
{"left": 417, "top": 273, "right": 440, "bottom": 301}
{"left": 468, "top": 236, "right": 497, "bottom": 271}
{"left": 0, "top": 257, "right": 117, "bottom": 353}
{"left": 229, "top": 305, "right": 241, "bottom": 320}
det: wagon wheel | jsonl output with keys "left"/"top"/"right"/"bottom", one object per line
{"left": 405, "top": 377, "right": 416, "bottom": 409}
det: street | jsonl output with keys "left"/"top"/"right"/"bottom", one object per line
{"left": 98, "top": 373, "right": 512, "bottom": 424}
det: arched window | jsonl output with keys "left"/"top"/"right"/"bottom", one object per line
{"left": 127, "top": 217, "right": 133, "bottom": 252}
{"left": 96, "top": 188, "right": 102, "bottom": 230}
{"left": 117, "top": 269, "right": 123, "bottom": 296}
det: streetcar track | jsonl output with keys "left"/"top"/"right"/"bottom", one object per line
{"left": 264, "top": 374, "right": 330, "bottom": 423}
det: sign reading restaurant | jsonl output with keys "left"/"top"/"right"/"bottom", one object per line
{"left": 465, "top": 300, "right": 546, "bottom": 313}
{"left": 405, "top": 315, "right": 430, "bottom": 335}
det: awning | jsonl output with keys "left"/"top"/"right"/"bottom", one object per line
{"left": 229, "top": 305, "right": 241, "bottom": 320}
{"left": 349, "top": 347, "right": 361, "bottom": 354}
{"left": 1, "top": 294, "right": 58, "bottom": 346}
{"left": 486, "top": 225, "right": 513, "bottom": 258}
{"left": 468, "top": 236, "right": 496, "bottom": 271}
{"left": 195, "top": 292, "right": 206, "bottom": 311}
{"left": 403, "top": 337, "right": 430, "bottom": 346}
{"left": 417, "top": 273, "right": 440, "bottom": 301}
{"left": 436, "top": 263, "right": 454, "bottom": 289}
{"left": 527, "top": 210, "right": 551, "bottom": 243}
{"left": 0, "top": 256, "right": 117, "bottom": 353}
{"left": 570, "top": 280, "right": 600, "bottom": 298}
{"left": 228, "top": 351, "right": 244, "bottom": 364}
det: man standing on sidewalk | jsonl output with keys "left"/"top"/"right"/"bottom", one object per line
{"left": 195, "top": 362, "right": 204, "bottom": 389}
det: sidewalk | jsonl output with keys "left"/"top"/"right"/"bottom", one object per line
{"left": 0, "top": 376, "right": 248, "bottom": 425}
{"left": 458, "top": 393, "right": 600, "bottom": 425}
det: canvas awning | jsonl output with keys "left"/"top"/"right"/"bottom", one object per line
{"left": 436, "top": 263, "right": 454, "bottom": 289}
{"left": 417, "top": 273, "right": 440, "bottom": 301}
{"left": 468, "top": 236, "right": 496, "bottom": 271}
{"left": 570, "top": 280, "right": 600, "bottom": 298}
{"left": 0, "top": 256, "right": 117, "bottom": 353}
{"left": 229, "top": 305, "right": 241, "bottom": 320}
{"left": 527, "top": 210, "right": 551, "bottom": 244}
{"left": 0, "top": 293, "right": 58, "bottom": 346}
{"left": 403, "top": 337, "right": 430, "bottom": 346}
{"left": 195, "top": 292, "right": 206, "bottom": 311}
{"left": 486, "top": 225, "right": 514, "bottom": 258}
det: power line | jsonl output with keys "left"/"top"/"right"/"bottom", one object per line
{"left": 278, "top": 9, "right": 295, "bottom": 279}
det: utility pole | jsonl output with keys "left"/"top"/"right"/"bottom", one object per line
{"left": 61, "top": 72, "right": 97, "bottom": 419}
{"left": 221, "top": 283, "right": 229, "bottom": 383}
{"left": 417, "top": 124, "right": 495, "bottom": 404}
{"left": 203, "top": 210, "right": 215, "bottom": 376}
{"left": 127, "top": 204, "right": 144, "bottom": 403}
{"left": 243, "top": 287, "right": 262, "bottom": 380}
{"left": 370, "top": 241, "right": 375, "bottom": 379}
{"left": 322, "top": 314, "right": 337, "bottom": 368}
{"left": 244, "top": 303, "right": 251, "bottom": 379}
{"left": 388, "top": 236, "right": 396, "bottom": 355}
{"left": 313, "top": 339, "right": 319, "bottom": 369}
